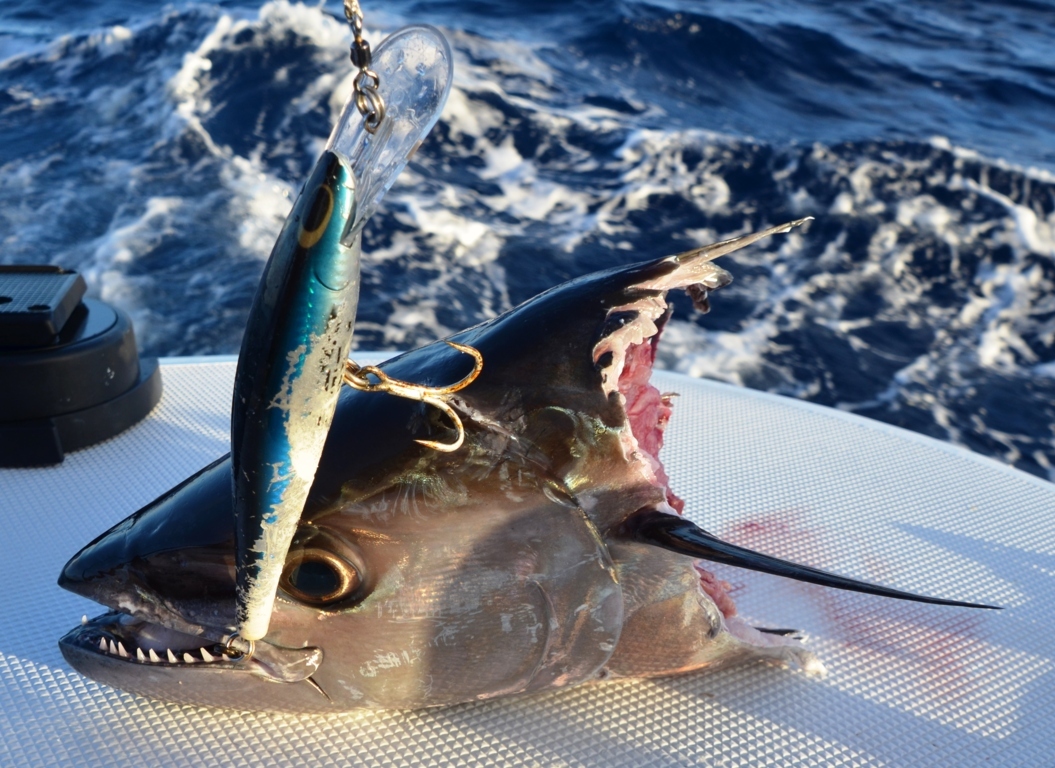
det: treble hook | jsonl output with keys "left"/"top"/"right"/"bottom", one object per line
{"left": 342, "top": 341, "right": 484, "bottom": 452}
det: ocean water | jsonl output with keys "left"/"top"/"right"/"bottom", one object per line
{"left": 1, "top": 0, "right": 1053, "bottom": 481}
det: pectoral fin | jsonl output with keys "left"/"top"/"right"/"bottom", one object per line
{"left": 620, "top": 509, "right": 999, "bottom": 609}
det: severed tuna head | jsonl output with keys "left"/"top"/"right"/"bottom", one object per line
{"left": 57, "top": 218, "right": 992, "bottom": 712}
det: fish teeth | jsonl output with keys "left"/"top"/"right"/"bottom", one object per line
{"left": 200, "top": 647, "right": 216, "bottom": 663}
{"left": 117, "top": 641, "right": 129, "bottom": 659}
{"left": 183, "top": 652, "right": 197, "bottom": 664}
{"left": 136, "top": 648, "right": 146, "bottom": 662}
{"left": 149, "top": 649, "right": 161, "bottom": 663}
{"left": 98, "top": 638, "right": 107, "bottom": 652}
{"left": 81, "top": 615, "right": 88, "bottom": 626}
{"left": 108, "top": 640, "right": 118, "bottom": 655}
{"left": 166, "top": 649, "right": 177, "bottom": 664}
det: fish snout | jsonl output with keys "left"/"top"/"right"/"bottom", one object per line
{"left": 58, "top": 457, "right": 239, "bottom": 629}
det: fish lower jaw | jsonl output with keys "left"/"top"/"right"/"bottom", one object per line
{"left": 62, "top": 610, "right": 234, "bottom": 668}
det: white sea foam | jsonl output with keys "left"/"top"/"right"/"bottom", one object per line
{"left": 1, "top": 1, "right": 1052, "bottom": 478}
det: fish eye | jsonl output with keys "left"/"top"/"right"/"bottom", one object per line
{"left": 280, "top": 548, "right": 361, "bottom": 606}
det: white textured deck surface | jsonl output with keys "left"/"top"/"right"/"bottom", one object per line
{"left": 2, "top": 355, "right": 1053, "bottom": 767}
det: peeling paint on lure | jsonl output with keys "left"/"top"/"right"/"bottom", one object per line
{"left": 58, "top": 217, "right": 995, "bottom": 712}
{"left": 230, "top": 144, "right": 358, "bottom": 648}
{"left": 230, "top": 25, "right": 453, "bottom": 645}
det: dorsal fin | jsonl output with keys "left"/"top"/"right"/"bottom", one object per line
{"left": 619, "top": 509, "right": 999, "bottom": 609}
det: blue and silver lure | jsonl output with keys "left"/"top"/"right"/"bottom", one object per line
{"left": 230, "top": 25, "right": 454, "bottom": 645}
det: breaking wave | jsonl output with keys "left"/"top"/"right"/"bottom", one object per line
{"left": 1, "top": 0, "right": 1052, "bottom": 480}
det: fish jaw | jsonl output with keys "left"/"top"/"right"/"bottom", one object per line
{"left": 59, "top": 543, "right": 342, "bottom": 713}
{"left": 58, "top": 612, "right": 331, "bottom": 711}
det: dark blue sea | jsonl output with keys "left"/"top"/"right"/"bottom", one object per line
{"left": 1, "top": 0, "right": 1053, "bottom": 481}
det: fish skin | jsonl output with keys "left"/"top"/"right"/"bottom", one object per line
{"left": 58, "top": 220, "right": 824, "bottom": 713}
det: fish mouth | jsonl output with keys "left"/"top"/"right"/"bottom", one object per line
{"left": 60, "top": 611, "right": 238, "bottom": 668}
{"left": 53, "top": 454, "right": 328, "bottom": 687}
{"left": 58, "top": 610, "right": 333, "bottom": 712}
{"left": 59, "top": 610, "right": 324, "bottom": 689}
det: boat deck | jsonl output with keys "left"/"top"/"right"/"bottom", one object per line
{"left": 3, "top": 356, "right": 1053, "bottom": 767}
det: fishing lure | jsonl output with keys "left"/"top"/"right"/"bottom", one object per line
{"left": 229, "top": 23, "right": 453, "bottom": 647}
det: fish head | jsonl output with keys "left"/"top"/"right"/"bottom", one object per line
{"left": 59, "top": 217, "right": 986, "bottom": 712}
{"left": 55, "top": 218, "right": 809, "bottom": 712}
{"left": 56, "top": 204, "right": 723, "bottom": 711}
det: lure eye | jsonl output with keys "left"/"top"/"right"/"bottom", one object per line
{"left": 280, "top": 548, "right": 361, "bottom": 606}
{"left": 298, "top": 184, "right": 334, "bottom": 248}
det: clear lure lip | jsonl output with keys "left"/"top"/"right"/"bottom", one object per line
{"left": 327, "top": 24, "right": 453, "bottom": 247}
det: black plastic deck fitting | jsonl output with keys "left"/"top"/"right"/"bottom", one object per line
{"left": 0, "top": 266, "right": 162, "bottom": 467}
